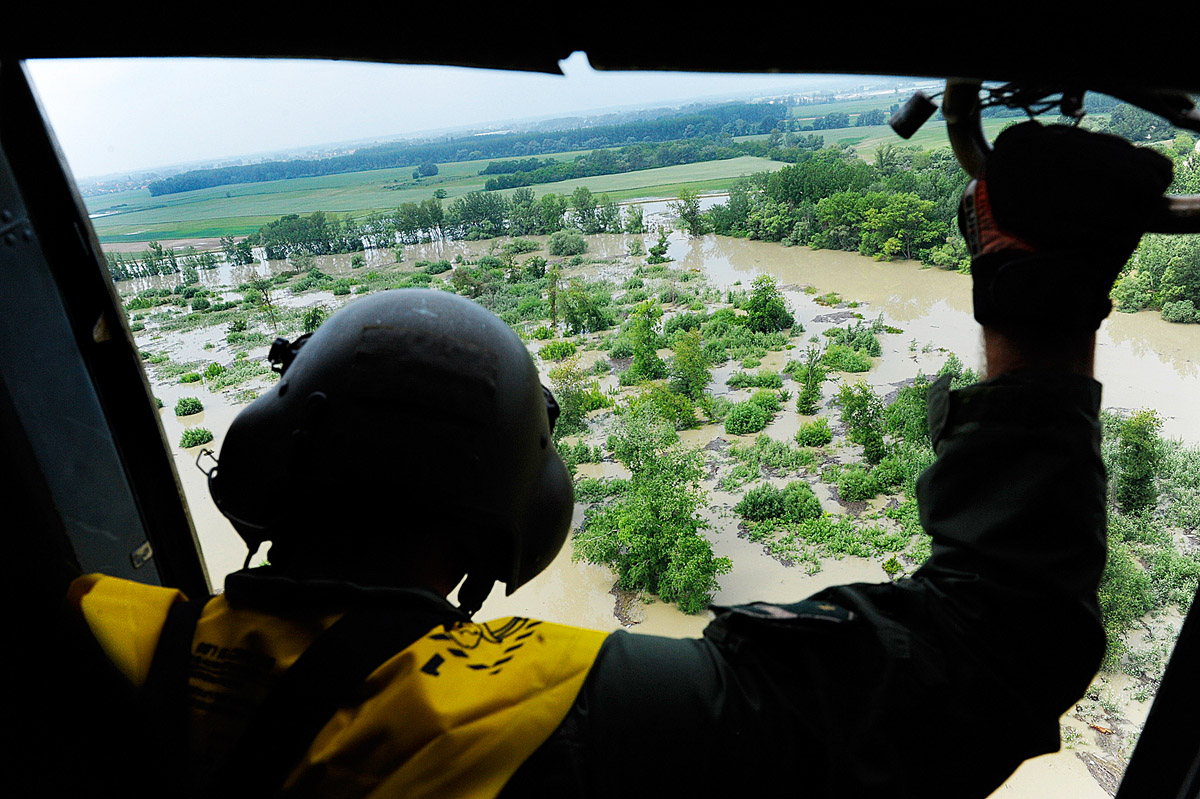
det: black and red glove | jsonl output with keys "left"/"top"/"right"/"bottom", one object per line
{"left": 958, "top": 121, "right": 1174, "bottom": 333}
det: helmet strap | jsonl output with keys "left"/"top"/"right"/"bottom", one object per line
{"left": 456, "top": 573, "right": 495, "bottom": 618}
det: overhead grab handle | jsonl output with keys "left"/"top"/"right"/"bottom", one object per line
{"left": 941, "top": 79, "right": 1200, "bottom": 234}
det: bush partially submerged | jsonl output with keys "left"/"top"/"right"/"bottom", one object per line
{"left": 725, "top": 401, "right": 771, "bottom": 436}
{"left": 174, "top": 397, "right": 204, "bottom": 417}
{"left": 796, "top": 417, "right": 833, "bottom": 447}
{"left": 735, "top": 481, "right": 822, "bottom": 523}
{"left": 539, "top": 340, "right": 577, "bottom": 361}
{"left": 179, "top": 427, "right": 214, "bottom": 448}
{"left": 548, "top": 230, "right": 587, "bottom": 257}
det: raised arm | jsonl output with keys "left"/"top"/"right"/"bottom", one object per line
{"left": 513, "top": 123, "right": 1174, "bottom": 798}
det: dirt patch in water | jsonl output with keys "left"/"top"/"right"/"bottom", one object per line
{"left": 610, "top": 583, "right": 645, "bottom": 627}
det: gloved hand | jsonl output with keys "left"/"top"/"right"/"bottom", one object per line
{"left": 958, "top": 121, "right": 1174, "bottom": 332}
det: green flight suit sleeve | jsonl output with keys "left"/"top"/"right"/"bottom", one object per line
{"left": 504, "top": 371, "right": 1107, "bottom": 798}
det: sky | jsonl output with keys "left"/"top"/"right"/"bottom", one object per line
{"left": 25, "top": 54, "right": 894, "bottom": 180}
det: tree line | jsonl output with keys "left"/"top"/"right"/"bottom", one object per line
{"left": 692, "top": 128, "right": 1200, "bottom": 321}
{"left": 698, "top": 143, "right": 970, "bottom": 267}
{"left": 481, "top": 137, "right": 746, "bottom": 190}
{"left": 145, "top": 102, "right": 788, "bottom": 196}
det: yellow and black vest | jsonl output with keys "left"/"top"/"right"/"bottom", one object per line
{"left": 68, "top": 573, "right": 608, "bottom": 799}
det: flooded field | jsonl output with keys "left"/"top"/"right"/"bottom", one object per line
{"left": 126, "top": 227, "right": 1199, "bottom": 798}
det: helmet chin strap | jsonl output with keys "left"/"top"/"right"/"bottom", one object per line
{"left": 456, "top": 573, "right": 496, "bottom": 618}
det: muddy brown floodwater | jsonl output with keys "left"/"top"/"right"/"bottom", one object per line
{"left": 132, "top": 228, "right": 1198, "bottom": 799}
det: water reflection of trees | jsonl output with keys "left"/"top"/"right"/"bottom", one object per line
{"left": 675, "top": 234, "right": 974, "bottom": 326}
{"left": 1105, "top": 319, "right": 1200, "bottom": 379}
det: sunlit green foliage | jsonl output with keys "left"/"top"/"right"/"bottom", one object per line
{"left": 735, "top": 481, "right": 822, "bottom": 524}
{"left": 821, "top": 343, "right": 872, "bottom": 373}
{"left": 724, "top": 389, "right": 783, "bottom": 436}
{"left": 539, "top": 340, "right": 577, "bottom": 361}
{"left": 575, "top": 404, "right": 730, "bottom": 614}
{"left": 179, "top": 427, "right": 214, "bottom": 448}
{"left": 795, "top": 417, "right": 833, "bottom": 447}
{"left": 549, "top": 356, "right": 611, "bottom": 440}
{"left": 726, "top": 435, "right": 819, "bottom": 485}
{"left": 833, "top": 382, "right": 886, "bottom": 464}
{"left": 174, "top": 397, "right": 204, "bottom": 417}
{"left": 1116, "top": 410, "right": 1163, "bottom": 514}
{"left": 548, "top": 230, "right": 587, "bottom": 256}
{"left": 726, "top": 369, "right": 783, "bottom": 390}
{"left": 822, "top": 319, "right": 881, "bottom": 357}
{"left": 744, "top": 275, "right": 794, "bottom": 333}
{"left": 619, "top": 301, "right": 668, "bottom": 385}
{"left": 625, "top": 384, "right": 698, "bottom": 431}
{"left": 668, "top": 329, "right": 710, "bottom": 400}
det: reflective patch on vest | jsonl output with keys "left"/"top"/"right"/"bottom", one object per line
{"left": 423, "top": 617, "right": 543, "bottom": 676}
{"left": 715, "top": 600, "right": 855, "bottom": 624}
{"left": 286, "top": 616, "right": 608, "bottom": 799}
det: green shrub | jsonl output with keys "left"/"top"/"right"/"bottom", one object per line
{"left": 728, "top": 435, "right": 817, "bottom": 479}
{"left": 735, "top": 481, "right": 821, "bottom": 523}
{"left": 180, "top": 372, "right": 202, "bottom": 384}
{"left": 837, "top": 465, "right": 878, "bottom": 502}
{"left": 796, "top": 417, "right": 833, "bottom": 447}
{"left": 727, "top": 370, "right": 783, "bottom": 390}
{"left": 204, "top": 363, "right": 226, "bottom": 380}
{"left": 748, "top": 389, "right": 781, "bottom": 414}
{"left": 540, "top": 340, "right": 577, "bottom": 361}
{"left": 871, "top": 455, "right": 905, "bottom": 492}
{"left": 779, "top": 481, "right": 823, "bottom": 522}
{"left": 607, "top": 337, "right": 635, "bottom": 359}
{"left": 179, "top": 427, "right": 214, "bottom": 448}
{"left": 744, "top": 275, "right": 795, "bottom": 333}
{"left": 884, "top": 380, "right": 931, "bottom": 444}
{"left": 822, "top": 343, "right": 873, "bottom": 373}
{"left": 735, "top": 483, "right": 786, "bottom": 522}
{"left": 174, "top": 397, "right": 204, "bottom": 417}
{"left": 823, "top": 320, "right": 881, "bottom": 356}
{"left": 834, "top": 383, "right": 886, "bottom": 464}
{"left": 573, "top": 477, "right": 630, "bottom": 503}
{"left": 1162, "top": 300, "right": 1198, "bottom": 324}
{"left": 424, "top": 260, "right": 452, "bottom": 275}
{"left": 516, "top": 296, "right": 545, "bottom": 320}
{"left": 303, "top": 306, "right": 327, "bottom": 333}
{"left": 190, "top": 297, "right": 211, "bottom": 312}
{"left": 522, "top": 256, "right": 547, "bottom": 279}
{"left": 1116, "top": 409, "right": 1163, "bottom": 514}
{"left": 725, "top": 401, "right": 771, "bottom": 435}
{"left": 548, "top": 230, "right": 587, "bottom": 257}
{"left": 628, "top": 384, "right": 697, "bottom": 430}
{"left": 503, "top": 238, "right": 540, "bottom": 256}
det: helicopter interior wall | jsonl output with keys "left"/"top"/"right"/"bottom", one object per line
{"left": 1, "top": 25, "right": 1198, "bottom": 796}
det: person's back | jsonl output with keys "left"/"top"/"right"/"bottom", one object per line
{"left": 68, "top": 122, "right": 1175, "bottom": 797}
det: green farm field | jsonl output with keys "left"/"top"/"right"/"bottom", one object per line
{"left": 787, "top": 93, "right": 918, "bottom": 119}
{"left": 739, "top": 114, "right": 1100, "bottom": 157}
{"left": 86, "top": 153, "right": 785, "bottom": 245}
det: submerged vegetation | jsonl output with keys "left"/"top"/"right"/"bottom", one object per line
{"left": 118, "top": 214, "right": 1200, "bottom": 665}
{"left": 112, "top": 101, "right": 1199, "bottom": 683}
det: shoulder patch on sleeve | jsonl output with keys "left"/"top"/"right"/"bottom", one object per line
{"left": 714, "top": 600, "right": 855, "bottom": 624}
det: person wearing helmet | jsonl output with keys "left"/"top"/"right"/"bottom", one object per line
{"left": 66, "top": 123, "right": 1173, "bottom": 798}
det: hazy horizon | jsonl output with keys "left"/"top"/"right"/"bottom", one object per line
{"left": 26, "top": 54, "right": 919, "bottom": 181}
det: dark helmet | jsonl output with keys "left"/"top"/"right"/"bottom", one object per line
{"left": 205, "top": 289, "right": 573, "bottom": 610}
